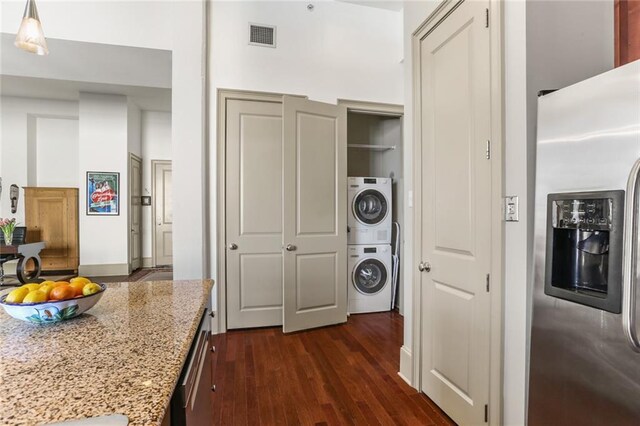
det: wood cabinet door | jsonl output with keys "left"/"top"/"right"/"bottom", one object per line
{"left": 615, "top": 0, "right": 640, "bottom": 66}
{"left": 25, "top": 188, "right": 78, "bottom": 271}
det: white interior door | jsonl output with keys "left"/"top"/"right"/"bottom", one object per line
{"left": 282, "top": 96, "right": 347, "bottom": 333}
{"left": 129, "top": 154, "right": 142, "bottom": 271}
{"left": 153, "top": 160, "right": 173, "bottom": 267}
{"left": 225, "top": 99, "right": 284, "bottom": 329}
{"left": 418, "top": 1, "right": 492, "bottom": 424}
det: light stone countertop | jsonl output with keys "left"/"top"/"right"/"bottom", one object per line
{"left": 0, "top": 279, "right": 214, "bottom": 426}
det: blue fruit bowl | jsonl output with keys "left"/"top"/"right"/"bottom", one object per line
{"left": 0, "top": 284, "right": 106, "bottom": 324}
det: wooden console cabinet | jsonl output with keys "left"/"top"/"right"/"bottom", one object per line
{"left": 24, "top": 187, "right": 79, "bottom": 272}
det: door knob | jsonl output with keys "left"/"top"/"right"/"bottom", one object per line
{"left": 418, "top": 261, "right": 431, "bottom": 272}
{"left": 285, "top": 244, "right": 297, "bottom": 252}
{"left": 228, "top": 243, "right": 238, "bottom": 250}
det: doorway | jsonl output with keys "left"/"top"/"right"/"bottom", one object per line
{"left": 152, "top": 160, "right": 173, "bottom": 267}
{"left": 412, "top": 0, "right": 503, "bottom": 424}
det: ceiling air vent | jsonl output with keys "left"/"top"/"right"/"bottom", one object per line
{"left": 249, "top": 23, "right": 276, "bottom": 48}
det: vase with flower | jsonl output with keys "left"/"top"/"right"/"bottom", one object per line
{"left": 0, "top": 218, "right": 17, "bottom": 246}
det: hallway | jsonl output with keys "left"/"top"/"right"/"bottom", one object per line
{"left": 211, "top": 312, "right": 455, "bottom": 425}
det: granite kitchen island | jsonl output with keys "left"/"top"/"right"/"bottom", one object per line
{"left": 0, "top": 279, "right": 214, "bottom": 426}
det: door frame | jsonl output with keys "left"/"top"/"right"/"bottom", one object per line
{"left": 215, "top": 89, "right": 307, "bottom": 333}
{"left": 411, "top": 0, "right": 504, "bottom": 424}
{"left": 128, "top": 153, "right": 143, "bottom": 274}
{"left": 151, "top": 159, "right": 172, "bottom": 268}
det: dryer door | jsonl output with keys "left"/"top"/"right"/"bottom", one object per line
{"left": 353, "top": 258, "right": 388, "bottom": 295}
{"left": 353, "top": 189, "right": 388, "bottom": 225}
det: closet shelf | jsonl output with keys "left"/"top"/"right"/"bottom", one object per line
{"left": 347, "top": 144, "right": 396, "bottom": 151}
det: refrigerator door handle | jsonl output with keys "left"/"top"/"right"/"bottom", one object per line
{"left": 623, "top": 157, "right": 640, "bottom": 353}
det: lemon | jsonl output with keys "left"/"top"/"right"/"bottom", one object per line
{"left": 23, "top": 290, "right": 47, "bottom": 304}
{"left": 82, "top": 283, "right": 102, "bottom": 296}
{"left": 70, "top": 276, "right": 91, "bottom": 285}
{"left": 39, "top": 284, "right": 54, "bottom": 298}
{"left": 5, "top": 287, "right": 30, "bottom": 304}
{"left": 39, "top": 280, "right": 56, "bottom": 287}
{"left": 21, "top": 283, "right": 41, "bottom": 292}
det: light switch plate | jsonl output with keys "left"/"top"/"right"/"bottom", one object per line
{"left": 504, "top": 196, "right": 519, "bottom": 222}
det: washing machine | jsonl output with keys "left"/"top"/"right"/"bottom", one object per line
{"left": 348, "top": 177, "right": 392, "bottom": 245}
{"left": 348, "top": 244, "right": 392, "bottom": 314}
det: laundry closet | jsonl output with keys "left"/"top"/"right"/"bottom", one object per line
{"left": 342, "top": 101, "right": 404, "bottom": 315}
{"left": 218, "top": 91, "right": 403, "bottom": 333}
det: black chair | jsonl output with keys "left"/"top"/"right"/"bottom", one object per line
{"left": 0, "top": 226, "right": 27, "bottom": 284}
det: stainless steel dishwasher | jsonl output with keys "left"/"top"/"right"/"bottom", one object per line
{"left": 171, "top": 309, "right": 213, "bottom": 426}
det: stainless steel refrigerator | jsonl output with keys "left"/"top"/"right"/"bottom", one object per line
{"left": 529, "top": 60, "right": 640, "bottom": 425}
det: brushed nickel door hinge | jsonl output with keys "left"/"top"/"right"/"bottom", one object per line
{"left": 485, "top": 140, "right": 491, "bottom": 160}
{"left": 486, "top": 274, "right": 490, "bottom": 292}
{"left": 485, "top": 8, "right": 489, "bottom": 28}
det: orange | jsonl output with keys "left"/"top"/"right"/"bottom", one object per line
{"left": 69, "top": 281, "right": 86, "bottom": 297}
{"left": 50, "top": 284, "right": 75, "bottom": 301}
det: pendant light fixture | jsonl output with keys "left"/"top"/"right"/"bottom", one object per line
{"left": 14, "top": 0, "right": 49, "bottom": 55}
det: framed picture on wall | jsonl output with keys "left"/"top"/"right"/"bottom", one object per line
{"left": 86, "top": 171, "right": 120, "bottom": 216}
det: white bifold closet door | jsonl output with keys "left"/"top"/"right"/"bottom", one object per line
{"left": 225, "top": 96, "right": 347, "bottom": 333}
{"left": 282, "top": 96, "right": 347, "bottom": 333}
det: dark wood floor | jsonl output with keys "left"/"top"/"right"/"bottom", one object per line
{"left": 211, "top": 311, "right": 455, "bottom": 425}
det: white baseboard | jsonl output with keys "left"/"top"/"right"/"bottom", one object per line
{"left": 142, "top": 257, "right": 154, "bottom": 268}
{"left": 398, "top": 345, "right": 413, "bottom": 386}
{"left": 78, "top": 263, "right": 129, "bottom": 276}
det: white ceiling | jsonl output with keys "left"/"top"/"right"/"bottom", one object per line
{"left": 0, "top": 33, "right": 172, "bottom": 111}
{"left": 336, "top": 0, "right": 403, "bottom": 12}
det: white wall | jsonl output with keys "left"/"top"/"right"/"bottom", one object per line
{"left": 210, "top": 1, "right": 403, "bottom": 104}
{"left": 0, "top": 96, "right": 78, "bottom": 221}
{"left": 503, "top": 1, "right": 529, "bottom": 424}
{"left": 172, "top": 0, "right": 207, "bottom": 279}
{"left": 141, "top": 110, "right": 172, "bottom": 261}
{"left": 127, "top": 101, "right": 142, "bottom": 158}
{"left": 208, "top": 0, "right": 404, "bottom": 319}
{"left": 400, "top": 0, "right": 440, "bottom": 385}
{"left": 1, "top": 0, "right": 205, "bottom": 280}
{"left": 78, "top": 92, "right": 129, "bottom": 271}
{"left": 36, "top": 117, "right": 79, "bottom": 187}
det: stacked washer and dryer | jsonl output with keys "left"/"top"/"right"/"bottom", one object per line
{"left": 347, "top": 177, "right": 393, "bottom": 314}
